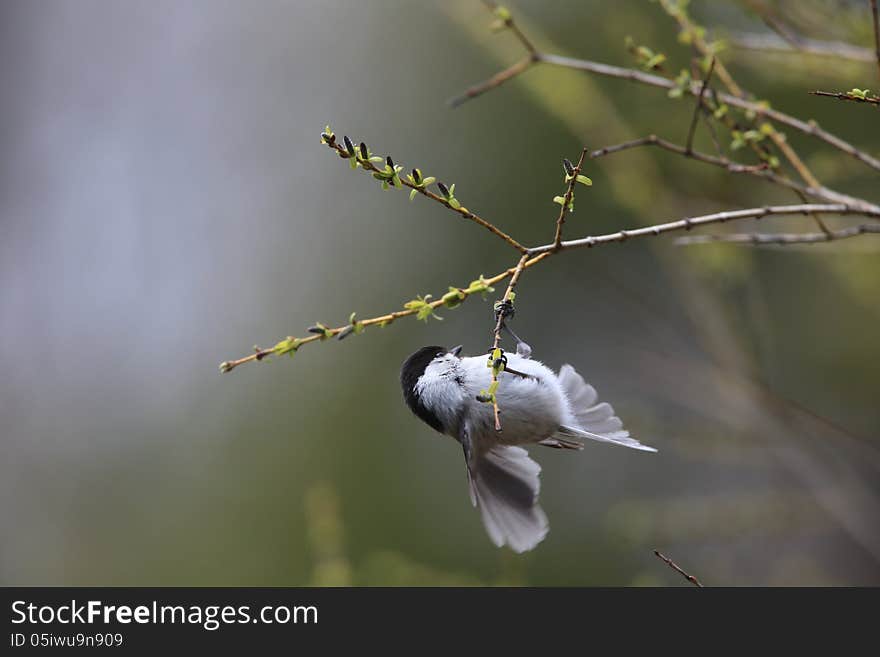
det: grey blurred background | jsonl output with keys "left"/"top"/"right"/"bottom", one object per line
{"left": 1, "top": 0, "right": 878, "bottom": 585}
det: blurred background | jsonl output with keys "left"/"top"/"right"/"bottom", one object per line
{"left": 1, "top": 0, "right": 878, "bottom": 586}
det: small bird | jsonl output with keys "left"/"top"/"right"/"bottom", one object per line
{"left": 400, "top": 345, "right": 657, "bottom": 553}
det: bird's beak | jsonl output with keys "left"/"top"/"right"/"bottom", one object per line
{"left": 449, "top": 345, "right": 463, "bottom": 358}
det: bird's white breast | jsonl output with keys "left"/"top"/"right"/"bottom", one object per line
{"left": 458, "top": 354, "right": 574, "bottom": 451}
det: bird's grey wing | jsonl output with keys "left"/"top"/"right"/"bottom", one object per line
{"left": 460, "top": 424, "right": 477, "bottom": 507}
{"left": 460, "top": 420, "right": 548, "bottom": 552}
{"left": 556, "top": 364, "right": 657, "bottom": 452}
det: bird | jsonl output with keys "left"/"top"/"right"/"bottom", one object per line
{"left": 400, "top": 344, "right": 657, "bottom": 553}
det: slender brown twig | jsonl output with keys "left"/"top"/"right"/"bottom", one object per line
{"left": 487, "top": 253, "right": 534, "bottom": 430}
{"left": 743, "top": 0, "right": 802, "bottom": 48}
{"left": 685, "top": 57, "right": 716, "bottom": 154}
{"left": 450, "top": 1, "right": 880, "bottom": 173}
{"left": 448, "top": 56, "right": 536, "bottom": 109}
{"left": 219, "top": 253, "right": 548, "bottom": 373}
{"left": 533, "top": 53, "right": 880, "bottom": 172}
{"left": 730, "top": 33, "right": 875, "bottom": 63}
{"left": 321, "top": 135, "right": 527, "bottom": 253}
{"left": 590, "top": 135, "right": 879, "bottom": 213}
{"left": 654, "top": 550, "right": 703, "bottom": 587}
{"left": 553, "top": 147, "right": 589, "bottom": 249}
{"left": 658, "top": 0, "right": 822, "bottom": 190}
{"left": 674, "top": 223, "right": 880, "bottom": 246}
{"left": 810, "top": 90, "right": 880, "bottom": 106}
{"left": 871, "top": 0, "right": 880, "bottom": 81}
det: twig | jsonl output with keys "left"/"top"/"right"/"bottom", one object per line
{"left": 219, "top": 254, "right": 548, "bottom": 373}
{"left": 528, "top": 204, "right": 880, "bottom": 255}
{"left": 495, "top": 53, "right": 880, "bottom": 174}
{"left": 810, "top": 90, "right": 880, "bottom": 106}
{"left": 488, "top": 253, "right": 533, "bottom": 431}
{"left": 729, "top": 33, "right": 875, "bottom": 63}
{"left": 450, "top": 2, "right": 880, "bottom": 172}
{"left": 674, "top": 223, "right": 880, "bottom": 246}
{"left": 657, "top": 0, "right": 822, "bottom": 190}
{"left": 872, "top": 0, "right": 880, "bottom": 81}
{"left": 685, "top": 57, "right": 716, "bottom": 154}
{"left": 321, "top": 134, "right": 527, "bottom": 253}
{"left": 589, "top": 135, "right": 879, "bottom": 213}
{"left": 481, "top": 0, "right": 538, "bottom": 55}
{"left": 654, "top": 550, "right": 703, "bottom": 587}
{"left": 553, "top": 147, "right": 589, "bottom": 249}
{"left": 448, "top": 55, "right": 535, "bottom": 108}
{"left": 743, "top": 0, "right": 802, "bottom": 48}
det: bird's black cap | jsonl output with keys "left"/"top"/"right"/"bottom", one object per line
{"left": 400, "top": 346, "right": 448, "bottom": 433}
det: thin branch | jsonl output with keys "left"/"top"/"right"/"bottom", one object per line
{"left": 589, "top": 135, "right": 879, "bottom": 213}
{"left": 654, "top": 550, "right": 703, "bottom": 587}
{"left": 533, "top": 53, "right": 880, "bottom": 173}
{"left": 657, "top": 0, "right": 822, "bottom": 190}
{"left": 810, "top": 90, "right": 880, "bottom": 106}
{"left": 480, "top": 0, "right": 538, "bottom": 55}
{"left": 872, "top": 0, "right": 880, "bottom": 81}
{"left": 219, "top": 254, "right": 548, "bottom": 373}
{"left": 743, "top": 0, "right": 802, "bottom": 48}
{"left": 685, "top": 57, "right": 716, "bottom": 154}
{"left": 321, "top": 133, "right": 527, "bottom": 253}
{"left": 674, "top": 223, "right": 880, "bottom": 246}
{"left": 487, "top": 253, "right": 534, "bottom": 431}
{"left": 450, "top": 3, "right": 880, "bottom": 173}
{"left": 447, "top": 55, "right": 535, "bottom": 108}
{"left": 553, "top": 147, "right": 589, "bottom": 249}
{"left": 729, "top": 33, "right": 875, "bottom": 63}
{"left": 528, "top": 204, "right": 880, "bottom": 255}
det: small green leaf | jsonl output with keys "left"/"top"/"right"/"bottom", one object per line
{"left": 493, "top": 5, "right": 511, "bottom": 20}
{"left": 576, "top": 174, "right": 592, "bottom": 186}
{"left": 409, "top": 189, "right": 418, "bottom": 201}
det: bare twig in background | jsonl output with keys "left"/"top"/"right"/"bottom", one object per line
{"left": 451, "top": 8, "right": 880, "bottom": 175}
{"left": 742, "top": 0, "right": 803, "bottom": 48}
{"left": 654, "top": 550, "right": 703, "bottom": 587}
{"left": 448, "top": 56, "right": 535, "bottom": 108}
{"left": 685, "top": 57, "right": 715, "bottom": 154}
{"left": 591, "top": 135, "right": 878, "bottom": 212}
{"left": 810, "top": 90, "right": 880, "bottom": 106}
{"left": 730, "top": 33, "right": 875, "bottom": 63}
{"left": 674, "top": 223, "right": 880, "bottom": 246}
{"left": 657, "top": 0, "right": 821, "bottom": 190}
{"left": 871, "top": 0, "right": 880, "bottom": 81}
{"left": 534, "top": 53, "right": 880, "bottom": 172}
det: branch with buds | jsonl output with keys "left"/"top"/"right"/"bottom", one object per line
{"left": 220, "top": 2, "right": 880, "bottom": 430}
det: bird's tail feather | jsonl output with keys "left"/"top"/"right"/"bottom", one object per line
{"left": 557, "top": 364, "right": 658, "bottom": 453}
{"left": 471, "top": 446, "right": 548, "bottom": 553}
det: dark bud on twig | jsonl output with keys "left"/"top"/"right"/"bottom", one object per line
{"left": 476, "top": 394, "right": 493, "bottom": 403}
{"left": 386, "top": 155, "right": 394, "bottom": 169}
{"left": 359, "top": 142, "right": 369, "bottom": 160}
{"left": 411, "top": 168, "right": 422, "bottom": 185}
{"left": 437, "top": 181, "right": 450, "bottom": 198}
{"left": 343, "top": 135, "right": 355, "bottom": 156}
{"left": 321, "top": 132, "right": 335, "bottom": 145}
{"left": 336, "top": 325, "right": 355, "bottom": 341}
{"left": 563, "top": 158, "right": 575, "bottom": 176}
{"left": 307, "top": 325, "right": 325, "bottom": 335}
